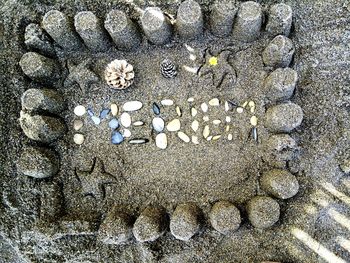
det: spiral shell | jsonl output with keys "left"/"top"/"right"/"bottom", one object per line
{"left": 105, "top": 59, "right": 134, "bottom": 89}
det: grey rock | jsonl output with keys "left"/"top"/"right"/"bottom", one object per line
{"left": 209, "top": 200, "right": 241, "bottom": 234}
{"left": 105, "top": 10, "right": 141, "bottom": 50}
{"left": 264, "top": 68, "right": 298, "bottom": 102}
{"left": 262, "top": 35, "right": 295, "bottom": 68}
{"left": 21, "top": 88, "right": 66, "bottom": 114}
{"left": 233, "top": 1, "right": 262, "bottom": 42}
{"left": 170, "top": 203, "right": 202, "bottom": 241}
{"left": 40, "top": 181, "right": 63, "bottom": 222}
{"left": 141, "top": 7, "right": 173, "bottom": 45}
{"left": 17, "top": 146, "right": 59, "bottom": 179}
{"left": 265, "top": 102, "right": 303, "bottom": 133}
{"left": 74, "top": 11, "right": 110, "bottom": 52}
{"left": 210, "top": 0, "right": 238, "bottom": 37}
{"left": 266, "top": 3, "right": 293, "bottom": 37}
{"left": 42, "top": 10, "right": 82, "bottom": 51}
{"left": 133, "top": 206, "right": 168, "bottom": 242}
{"left": 19, "top": 52, "right": 60, "bottom": 83}
{"left": 176, "top": 0, "right": 203, "bottom": 40}
{"left": 98, "top": 206, "right": 134, "bottom": 245}
{"left": 19, "top": 111, "right": 67, "bottom": 143}
{"left": 24, "top": 23, "right": 55, "bottom": 57}
{"left": 260, "top": 169, "right": 299, "bottom": 199}
{"left": 247, "top": 196, "right": 280, "bottom": 229}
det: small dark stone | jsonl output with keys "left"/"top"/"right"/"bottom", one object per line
{"left": 152, "top": 102, "right": 161, "bottom": 115}
{"left": 247, "top": 196, "right": 280, "bottom": 229}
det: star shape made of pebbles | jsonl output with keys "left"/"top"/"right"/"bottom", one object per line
{"left": 64, "top": 59, "right": 99, "bottom": 93}
{"left": 198, "top": 49, "right": 236, "bottom": 90}
{"left": 75, "top": 157, "right": 123, "bottom": 200}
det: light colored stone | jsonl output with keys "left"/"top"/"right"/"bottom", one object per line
{"left": 120, "top": 112, "right": 131, "bottom": 128}
{"left": 236, "top": 107, "right": 244, "bottom": 113}
{"left": 133, "top": 121, "right": 144, "bottom": 126}
{"left": 192, "top": 136, "right": 199, "bottom": 144}
{"left": 203, "top": 125, "right": 210, "bottom": 138}
{"left": 167, "top": 119, "right": 181, "bottom": 132}
{"left": 161, "top": 99, "right": 174, "bottom": 106}
{"left": 225, "top": 116, "right": 231, "bottom": 122}
{"left": 213, "top": 120, "right": 221, "bottom": 125}
{"left": 73, "top": 120, "right": 84, "bottom": 131}
{"left": 110, "top": 103, "right": 119, "bottom": 116}
{"left": 122, "top": 101, "right": 143, "bottom": 111}
{"left": 177, "top": 131, "right": 190, "bottom": 143}
{"left": 224, "top": 101, "right": 229, "bottom": 111}
{"left": 250, "top": 116, "right": 258, "bottom": 126}
{"left": 74, "top": 105, "right": 86, "bottom": 116}
{"left": 191, "top": 120, "right": 199, "bottom": 132}
{"left": 176, "top": 106, "right": 182, "bottom": 117}
{"left": 73, "top": 133, "right": 84, "bottom": 145}
{"left": 152, "top": 117, "right": 165, "bottom": 132}
{"left": 228, "top": 134, "right": 233, "bottom": 140}
{"left": 187, "top": 97, "right": 194, "bottom": 102}
{"left": 191, "top": 107, "right": 198, "bottom": 117}
{"left": 203, "top": 116, "right": 209, "bottom": 122}
{"left": 209, "top": 98, "right": 220, "bottom": 106}
{"left": 156, "top": 133, "right": 167, "bottom": 149}
{"left": 213, "top": 135, "right": 221, "bottom": 140}
{"left": 123, "top": 129, "right": 131, "bottom": 138}
{"left": 201, "top": 102, "right": 208, "bottom": 112}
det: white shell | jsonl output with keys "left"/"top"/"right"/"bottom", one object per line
{"left": 110, "top": 104, "right": 119, "bottom": 116}
{"left": 120, "top": 112, "right": 131, "bottom": 127}
{"left": 123, "top": 101, "right": 143, "bottom": 111}
{"left": 167, "top": 119, "right": 181, "bottom": 132}
{"left": 73, "top": 133, "right": 84, "bottom": 145}
{"left": 161, "top": 99, "right": 174, "bottom": 106}
{"left": 191, "top": 120, "right": 199, "bottom": 132}
{"left": 156, "top": 133, "right": 167, "bottom": 149}
{"left": 74, "top": 105, "right": 86, "bottom": 116}
{"left": 209, "top": 98, "right": 220, "bottom": 106}
{"left": 201, "top": 102, "right": 208, "bottom": 112}
{"left": 73, "top": 120, "right": 84, "bottom": 131}
{"left": 177, "top": 132, "right": 190, "bottom": 143}
{"left": 152, "top": 117, "right": 165, "bottom": 132}
{"left": 203, "top": 125, "right": 210, "bottom": 138}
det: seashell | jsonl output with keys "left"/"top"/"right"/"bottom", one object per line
{"left": 105, "top": 59, "right": 134, "bottom": 90}
{"left": 74, "top": 105, "right": 86, "bottom": 116}
{"left": 201, "top": 102, "right": 208, "bottom": 113}
{"left": 203, "top": 125, "right": 210, "bottom": 139}
{"left": 191, "top": 107, "right": 198, "bottom": 117}
{"left": 74, "top": 120, "right": 84, "bottom": 131}
{"left": 209, "top": 98, "right": 220, "bottom": 106}
{"left": 111, "top": 131, "right": 124, "bottom": 144}
{"left": 177, "top": 132, "right": 190, "bottom": 143}
{"left": 156, "top": 133, "right": 167, "bottom": 149}
{"left": 133, "top": 121, "right": 144, "bottom": 126}
{"left": 120, "top": 112, "right": 131, "bottom": 127}
{"left": 152, "top": 117, "right": 165, "bottom": 132}
{"left": 123, "top": 101, "right": 143, "bottom": 111}
{"left": 167, "top": 119, "right": 181, "bottom": 132}
{"left": 74, "top": 133, "right": 84, "bottom": 145}
{"left": 191, "top": 120, "right": 199, "bottom": 132}
{"left": 109, "top": 118, "right": 119, "bottom": 129}
{"left": 110, "top": 103, "right": 119, "bottom": 116}
{"left": 161, "top": 99, "right": 174, "bottom": 106}
{"left": 152, "top": 102, "right": 161, "bottom": 115}
{"left": 191, "top": 136, "right": 199, "bottom": 144}
{"left": 250, "top": 116, "right": 258, "bottom": 126}
{"left": 129, "top": 138, "right": 149, "bottom": 144}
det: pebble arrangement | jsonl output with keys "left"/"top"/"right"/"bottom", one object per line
{"left": 15, "top": 0, "right": 304, "bottom": 247}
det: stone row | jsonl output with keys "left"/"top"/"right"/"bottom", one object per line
{"left": 24, "top": 1, "right": 293, "bottom": 55}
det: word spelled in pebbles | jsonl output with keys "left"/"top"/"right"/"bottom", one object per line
{"left": 122, "top": 101, "right": 143, "bottom": 111}
{"left": 191, "top": 120, "right": 199, "bottom": 132}
{"left": 201, "top": 102, "right": 208, "bottom": 112}
{"left": 73, "top": 133, "right": 85, "bottom": 145}
{"left": 167, "top": 119, "right": 181, "bottom": 132}
{"left": 161, "top": 99, "right": 174, "bottom": 106}
{"left": 74, "top": 105, "right": 86, "bottom": 116}
{"left": 120, "top": 112, "right": 132, "bottom": 128}
{"left": 209, "top": 98, "right": 220, "bottom": 106}
{"left": 111, "top": 131, "right": 124, "bottom": 144}
{"left": 156, "top": 133, "right": 167, "bottom": 149}
{"left": 129, "top": 138, "right": 149, "bottom": 144}
{"left": 74, "top": 120, "right": 84, "bottom": 131}
{"left": 110, "top": 103, "right": 119, "bottom": 116}
{"left": 152, "top": 117, "right": 165, "bottom": 132}
{"left": 177, "top": 132, "right": 190, "bottom": 143}
{"left": 109, "top": 119, "right": 119, "bottom": 129}
{"left": 152, "top": 102, "right": 161, "bottom": 115}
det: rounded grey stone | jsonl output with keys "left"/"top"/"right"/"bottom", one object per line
{"left": 42, "top": 10, "right": 82, "bottom": 51}
{"left": 233, "top": 1, "right": 262, "bottom": 42}
{"left": 104, "top": 10, "right": 141, "bottom": 50}
{"left": 19, "top": 52, "right": 60, "bottom": 83}
{"left": 209, "top": 200, "right": 241, "bottom": 234}
{"left": 210, "top": 0, "right": 238, "bottom": 37}
{"left": 17, "top": 146, "right": 59, "bottom": 179}
{"left": 264, "top": 134, "right": 298, "bottom": 167}
{"left": 264, "top": 68, "right": 298, "bottom": 102}
{"left": 262, "top": 35, "right": 295, "bottom": 68}
{"left": 176, "top": 0, "right": 203, "bottom": 39}
{"left": 74, "top": 11, "right": 110, "bottom": 52}
{"left": 260, "top": 169, "right": 299, "bottom": 199}
{"left": 24, "top": 23, "right": 55, "bottom": 57}
{"left": 141, "top": 7, "right": 173, "bottom": 45}
{"left": 133, "top": 206, "right": 168, "bottom": 242}
{"left": 98, "top": 207, "right": 134, "bottom": 245}
{"left": 266, "top": 3, "right": 293, "bottom": 37}
{"left": 21, "top": 88, "right": 66, "bottom": 114}
{"left": 265, "top": 102, "right": 303, "bottom": 133}
{"left": 247, "top": 196, "right": 280, "bottom": 229}
{"left": 19, "top": 111, "right": 67, "bottom": 143}
{"left": 170, "top": 203, "right": 202, "bottom": 241}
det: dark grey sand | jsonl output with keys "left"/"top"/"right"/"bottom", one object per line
{"left": 0, "top": 0, "right": 349, "bottom": 262}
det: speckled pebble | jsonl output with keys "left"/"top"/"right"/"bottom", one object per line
{"left": 247, "top": 196, "right": 280, "bottom": 229}
{"left": 73, "top": 133, "right": 84, "bottom": 145}
{"left": 74, "top": 105, "right": 86, "bottom": 116}
{"left": 210, "top": 201, "right": 241, "bottom": 234}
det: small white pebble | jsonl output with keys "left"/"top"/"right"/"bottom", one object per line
{"left": 209, "top": 98, "right": 220, "bottom": 106}
{"left": 176, "top": 106, "right": 182, "bottom": 117}
{"left": 133, "top": 121, "right": 144, "bottom": 126}
{"left": 228, "top": 134, "right": 233, "bottom": 141}
{"left": 225, "top": 125, "right": 230, "bottom": 132}
{"left": 177, "top": 131, "right": 190, "bottom": 143}
{"left": 191, "top": 107, "right": 198, "bottom": 117}
{"left": 242, "top": 101, "right": 248, "bottom": 108}
{"left": 123, "top": 129, "right": 131, "bottom": 138}
{"left": 207, "top": 135, "right": 213, "bottom": 141}
{"left": 236, "top": 107, "right": 244, "bottom": 113}
{"left": 248, "top": 101, "right": 256, "bottom": 113}
{"left": 187, "top": 97, "right": 194, "bottom": 102}
{"left": 161, "top": 99, "right": 174, "bottom": 106}
{"left": 224, "top": 101, "right": 229, "bottom": 112}
{"left": 189, "top": 54, "right": 196, "bottom": 61}
{"left": 73, "top": 120, "right": 84, "bottom": 131}
{"left": 225, "top": 116, "right": 231, "bottom": 122}
{"left": 213, "top": 120, "right": 221, "bottom": 125}
{"left": 213, "top": 135, "right": 221, "bottom": 141}
{"left": 167, "top": 119, "right": 181, "bottom": 132}
{"left": 120, "top": 112, "right": 132, "bottom": 127}
{"left": 192, "top": 136, "right": 199, "bottom": 144}
{"left": 73, "top": 133, "right": 84, "bottom": 145}
{"left": 201, "top": 102, "right": 208, "bottom": 112}
{"left": 110, "top": 103, "right": 119, "bottom": 116}
{"left": 250, "top": 116, "right": 258, "bottom": 126}
{"left": 74, "top": 105, "right": 86, "bottom": 116}
{"left": 203, "top": 116, "right": 209, "bottom": 122}
{"left": 191, "top": 120, "right": 199, "bottom": 132}
{"left": 203, "top": 125, "right": 210, "bottom": 138}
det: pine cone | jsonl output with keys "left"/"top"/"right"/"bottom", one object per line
{"left": 105, "top": 59, "right": 134, "bottom": 89}
{"left": 161, "top": 59, "right": 177, "bottom": 79}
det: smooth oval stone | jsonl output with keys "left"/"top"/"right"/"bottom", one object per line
{"left": 247, "top": 196, "right": 280, "bottom": 229}
{"left": 74, "top": 105, "right": 86, "bottom": 116}
{"left": 100, "top": 109, "right": 110, "bottom": 119}
{"left": 129, "top": 138, "right": 149, "bottom": 144}
{"left": 109, "top": 118, "right": 119, "bottom": 129}
{"left": 225, "top": 116, "right": 231, "bottom": 123}
{"left": 152, "top": 102, "right": 161, "bottom": 115}
{"left": 192, "top": 135, "right": 199, "bottom": 144}
{"left": 167, "top": 119, "right": 181, "bottom": 132}
{"left": 91, "top": 116, "right": 101, "bottom": 125}
{"left": 191, "top": 120, "right": 199, "bottom": 132}
{"left": 191, "top": 107, "right": 198, "bottom": 117}
{"left": 120, "top": 112, "right": 131, "bottom": 127}
{"left": 123, "top": 129, "right": 131, "bottom": 138}
{"left": 156, "top": 133, "right": 167, "bottom": 149}
{"left": 133, "top": 121, "right": 144, "bottom": 126}
{"left": 111, "top": 131, "right": 124, "bottom": 144}
{"left": 213, "top": 120, "right": 221, "bottom": 125}
{"left": 161, "top": 99, "right": 174, "bottom": 106}
{"left": 73, "top": 133, "right": 84, "bottom": 145}
{"left": 209, "top": 200, "right": 241, "bottom": 234}
{"left": 111, "top": 104, "right": 119, "bottom": 116}
{"left": 152, "top": 117, "right": 165, "bottom": 132}
{"left": 74, "top": 120, "right": 84, "bottom": 131}
{"left": 177, "top": 131, "right": 190, "bottom": 143}
{"left": 209, "top": 98, "right": 220, "bottom": 106}
{"left": 203, "top": 116, "right": 209, "bottom": 122}
{"left": 201, "top": 102, "right": 208, "bottom": 112}
{"left": 123, "top": 101, "right": 143, "bottom": 111}
{"left": 203, "top": 125, "right": 210, "bottom": 138}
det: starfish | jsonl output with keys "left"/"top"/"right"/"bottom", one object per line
{"left": 75, "top": 157, "right": 124, "bottom": 200}
{"left": 198, "top": 49, "right": 237, "bottom": 90}
{"left": 64, "top": 59, "right": 99, "bottom": 93}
